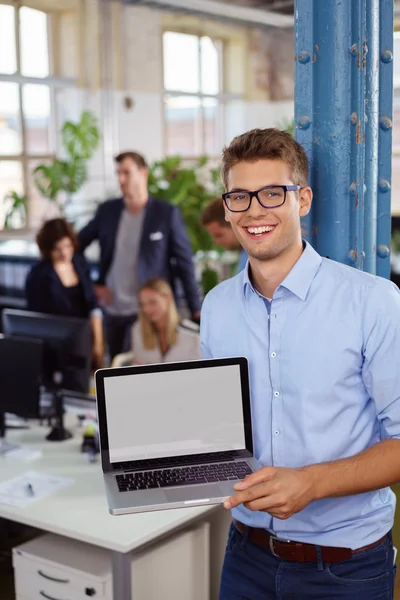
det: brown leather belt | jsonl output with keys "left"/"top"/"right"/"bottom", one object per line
{"left": 233, "top": 519, "right": 387, "bottom": 563}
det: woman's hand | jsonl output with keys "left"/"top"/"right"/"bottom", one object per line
{"left": 95, "top": 285, "right": 113, "bottom": 306}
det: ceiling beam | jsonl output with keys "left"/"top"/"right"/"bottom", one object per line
{"left": 122, "top": 0, "right": 294, "bottom": 27}
{"left": 266, "top": 0, "right": 294, "bottom": 11}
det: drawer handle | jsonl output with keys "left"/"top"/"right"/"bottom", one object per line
{"left": 38, "top": 570, "right": 70, "bottom": 584}
{"left": 40, "top": 591, "right": 69, "bottom": 600}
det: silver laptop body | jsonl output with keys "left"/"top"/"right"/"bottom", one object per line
{"left": 95, "top": 357, "right": 261, "bottom": 515}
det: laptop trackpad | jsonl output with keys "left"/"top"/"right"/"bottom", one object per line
{"left": 165, "top": 484, "right": 222, "bottom": 503}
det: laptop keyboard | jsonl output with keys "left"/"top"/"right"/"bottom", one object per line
{"left": 116, "top": 461, "right": 253, "bottom": 492}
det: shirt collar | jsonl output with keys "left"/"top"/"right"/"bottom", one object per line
{"left": 242, "top": 240, "right": 322, "bottom": 301}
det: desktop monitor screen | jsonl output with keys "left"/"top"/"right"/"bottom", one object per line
{"left": 2, "top": 309, "right": 92, "bottom": 393}
{"left": 0, "top": 336, "right": 43, "bottom": 420}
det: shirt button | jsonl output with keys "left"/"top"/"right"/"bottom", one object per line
{"left": 271, "top": 352, "right": 277, "bottom": 358}
{"left": 274, "top": 430, "right": 280, "bottom": 436}
{"left": 274, "top": 391, "right": 280, "bottom": 397}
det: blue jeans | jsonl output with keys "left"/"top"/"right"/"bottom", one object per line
{"left": 219, "top": 523, "right": 397, "bottom": 600}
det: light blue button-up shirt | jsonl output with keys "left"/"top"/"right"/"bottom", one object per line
{"left": 200, "top": 241, "right": 400, "bottom": 549}
{"left": 237, "top": 249, "right": 248, "bottom": 273}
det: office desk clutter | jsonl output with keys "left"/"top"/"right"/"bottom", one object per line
{"left": 0, "top": 471, "right": 74, "bottom": 509}
{"left": 80, "top": 417, "right": 100, "bottom": 462}
{"left": 3, "top": 445, "right": 43, "bottom": 463}
{"left": 0, "top": 417, "right": 219, "bottom": 600}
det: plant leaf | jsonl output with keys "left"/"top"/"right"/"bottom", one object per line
{"left": 62, "top": 110, "right": 100, "bottom": 160}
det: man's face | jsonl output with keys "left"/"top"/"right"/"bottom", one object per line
{"left": 205, "top": 221, "right": 240, "bottom": 251}
{"left": 116, "top": 157, "right": 148, "bottom": 198}
{"left": 224, "top": 159, "right": 312, "bottom": 262}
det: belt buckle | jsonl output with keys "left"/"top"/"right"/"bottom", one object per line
{"left": 269, "top": 534, "right": 291, "bottom": 557}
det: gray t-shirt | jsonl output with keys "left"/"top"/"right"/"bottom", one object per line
{"left": 106, "top": 208, "right": 144, "bottom": 315}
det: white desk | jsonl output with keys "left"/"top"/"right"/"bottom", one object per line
{"left": 0, "top": 419, "right": 220, "bottom": 600}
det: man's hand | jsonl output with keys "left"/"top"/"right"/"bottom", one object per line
{"left": 223, "top": 466, "right": 316, "bottom": 520}
{"left": 95, "top": 285, "right": 113, "bottom": 307}
{"left": 92, "top": 342, "right": 104, "bottom": 370}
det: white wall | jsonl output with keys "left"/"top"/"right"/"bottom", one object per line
{"left": 225, "top": 99, "right": 294, "bottom": 143}
{"left": 50, "top": 86, "right": 164, "bottom": 227}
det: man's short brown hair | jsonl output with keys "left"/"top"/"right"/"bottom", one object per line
{"left": 36, "top": 218, "right": 78, "bottom": 260}
{"left": 200, "top": 198, "right": 228, "bottom": 228}
{"left": 221, "top": 128, "right": 309, "bottom": 189}
{"left": 115, "top": 151, "right": 148, "bottom": 169}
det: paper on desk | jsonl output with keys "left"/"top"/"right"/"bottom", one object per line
{"left": 4, "top": 446, "right": 43, "bottom": 462}
{"left": 0, "top": 471, "right": 74, "bottom": 508}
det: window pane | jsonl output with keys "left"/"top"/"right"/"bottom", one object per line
{"left": 27, "top": 159, "right": 59, "bottom": 229}
{"left": 0, "top": 161, "right": 24, "bottom": 229}
{"left": 0, "top": 83, "right": 22, "bottom": 155}
{"left": 203, "top": 98, "right": 221, "bottom": 157}
{"left": 0, "top": 5, "right": 17, "bottom": 74}
{"left": 22, "top": 85, "right": 53, "bottom": 155}
{"left": 201, "top": 37, "right": 221, "bottom": 95}
{"left": 165, "top": 95, "right": 201, "bottom": 157}
{"left": 163, "top": 32, "right": 200, "bottom": 93}
{"left": 20, "top": 7, "right": 50, "bottom": 78}
{"left": 393, "top": 98, "right": 400, "bottom": 154}
{"left": 392, "top": 156, "right": 400, "bottom": 217}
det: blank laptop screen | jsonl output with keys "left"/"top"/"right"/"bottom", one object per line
{"left": 104, "top": 364, "right": 246, "bottom": 463}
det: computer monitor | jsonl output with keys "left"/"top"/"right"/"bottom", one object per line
{"left": 2, "top": 309, "right": 92, "bottom": 394}
{"left": 2, "top": 309, "right": 92, "bottom": 441}
{"left": 0, "top": 336, "right": 43, "bottom": 440}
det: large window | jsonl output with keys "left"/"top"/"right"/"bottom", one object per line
{"left": 163, "top": 31, "right": 224, "bottom": 157}
{"left": 0, "top": 3, "right": 56, "bottom": 229}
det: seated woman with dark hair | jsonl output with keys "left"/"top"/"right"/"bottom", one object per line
{"left": 112, "top": 277, "right": 200, "bottom": 366}
{"left": 25, "top": 218, "right": 104, "bottom": 368}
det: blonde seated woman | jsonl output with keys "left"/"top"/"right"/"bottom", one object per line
{"left": 112, "top": 278, "right": 201, "bottom": 367}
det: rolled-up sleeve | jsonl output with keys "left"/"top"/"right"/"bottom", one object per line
{"left": 362, "top": 279, "right": 400, "bottom": 439}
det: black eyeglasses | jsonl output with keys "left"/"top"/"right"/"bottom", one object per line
{"left": 222, "top": 185, "right": 301, "bottom": 212}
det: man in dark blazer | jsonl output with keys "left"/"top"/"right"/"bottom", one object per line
{"left": 78, "top": 151, "right": 201, "bottom": 360}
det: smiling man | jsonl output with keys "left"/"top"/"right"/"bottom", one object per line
{"left": 200, "top": 128, "right": 400, "bottom": 599}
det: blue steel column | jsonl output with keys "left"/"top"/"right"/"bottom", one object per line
{"left": 364, "top": 0, "right": 379, "bottom": 274}
{"left": 377, "top": 0, "right": 394, "bottom": 278}
{"left": 294, "top": 0, "right": 394, "bottom": 276}
{"left": 349, "top": 0, "right": 366, "bottom": 271}
{"left": 294, "top": 0, "right": 313, "bottom": 242}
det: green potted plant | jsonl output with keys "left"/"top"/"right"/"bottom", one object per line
{"left": 2, "top": 191, "right": 27, "bottom": 230}
{"left": 148, "top": 156, "right": 225, "bottom": 294}
{"left": 33, "top": 111, "right": 101, "bottom": 216}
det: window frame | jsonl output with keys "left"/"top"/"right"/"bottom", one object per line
{"left": 162, "top": 28, "right": 241, "bottom": 159}
{"left": 0, "top": 1, "right": 75, "bottom": 231}
{"left": 393, "top": 32, "right": 400, "bottom": 158}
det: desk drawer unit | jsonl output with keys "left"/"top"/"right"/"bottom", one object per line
{"left": 13, "top": 522, "right": 210, "bottom": 600}
{"left": 13, "top": 534, "right": 110, "bottom": 600}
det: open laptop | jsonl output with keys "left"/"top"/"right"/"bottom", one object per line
{"left": 95, "top": 357, "right": 262, "bottom": 515}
